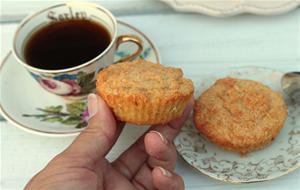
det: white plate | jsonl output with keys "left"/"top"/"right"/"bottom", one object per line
{"left": 160, "top": 0, "right": 300, "bottom": 17}
{"left": 0, "top": 21, "right": 160, "bottom": 137}
{"left": 174, "top": 66, "right": 300, "bottom": 183}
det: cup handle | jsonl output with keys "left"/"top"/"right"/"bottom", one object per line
{"left": 115, "top": 34, "right": 143, "bottom": 63}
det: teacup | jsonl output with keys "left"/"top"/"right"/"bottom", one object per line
{"left": 12, "top": 2, "right": 143, "bottom": 101}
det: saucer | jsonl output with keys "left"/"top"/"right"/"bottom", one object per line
{"left": 160, "top": 0, "right": 300, "bottom": 17}
{"left": 0, "top": 21, "right": 160, "bottom": 137}
{"left": 174, "top": 66, "right": 300, "bottom": 183}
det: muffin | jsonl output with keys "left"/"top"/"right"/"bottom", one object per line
{"left": 96, "top": 59, "right": 194, "bottom": 125}
{"left": 193, "top": 77, "right": 288, "bottom": 153}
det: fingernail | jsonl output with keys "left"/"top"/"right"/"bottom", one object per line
{"left": 150, "top": 130, "right": 168, "bottom": 144}
{"left": 157, "top": 167, "right": 172, "bottom": 177}
{"left": 88, "top": 94, "right": 98, "bottom": 118}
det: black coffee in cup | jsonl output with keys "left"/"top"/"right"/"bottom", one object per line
{"left": 24, "top": 20, "right": 111, "bottom": 70}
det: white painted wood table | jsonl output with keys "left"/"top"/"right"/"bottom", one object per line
{"left": 1, "top": 1, "right": 300, "bottom": 189}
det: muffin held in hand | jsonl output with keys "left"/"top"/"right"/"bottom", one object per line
{"left": 96, "top": 59, "right": 194, "bottom": 125}
{"left": 193, "top": 77, "right": 288, "bottom": 153}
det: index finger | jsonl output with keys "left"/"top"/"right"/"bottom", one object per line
{"left": 111, "top": 96, "right": 194, "bottom": 180}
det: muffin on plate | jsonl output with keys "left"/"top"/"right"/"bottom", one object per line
{"left": 96, "top": 59, "right": 194, "bottom": 125}
{"left": 193, "top": 77, "right": 288, "bottom": 153}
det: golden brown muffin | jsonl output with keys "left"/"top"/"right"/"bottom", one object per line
{"left": 193, "top": 77, "right": 288, "bottom": 153}
{"left": 96, "top": 59, "right": 194, "bottom": 125}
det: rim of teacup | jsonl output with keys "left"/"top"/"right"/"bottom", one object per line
{"left": 11, "top": 2, "right": 117, "bottom": 74}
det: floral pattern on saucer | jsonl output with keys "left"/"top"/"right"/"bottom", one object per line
{"left": 115, "top": 47, "right": 152, "bottom": 60}
{"left": 23, "top": 102, "right": 89, "bottom": 129}
{"left": 174, "top": 67, "right": 300, "bottom": 183}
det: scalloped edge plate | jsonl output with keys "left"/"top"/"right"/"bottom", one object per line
{"left": 174, "top": 66, "right": 300, "bottom": 183}
{"left": 160, "top": 0, "right": 300, "bottom": 17}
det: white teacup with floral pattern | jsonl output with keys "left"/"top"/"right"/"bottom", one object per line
{"left": 12, "top": 2, "right": 143, "bottom": 101}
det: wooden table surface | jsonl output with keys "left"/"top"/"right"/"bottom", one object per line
{"left": 1, "top": 1, "right": 300, "bottom": 189}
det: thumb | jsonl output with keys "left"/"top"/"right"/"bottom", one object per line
{"left": 64, "top": 94, "right": 117, "bottom": 163}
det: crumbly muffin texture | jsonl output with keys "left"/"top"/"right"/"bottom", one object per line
{"left": 96, "top": 59, "right": 194, "bottom": 125}
{"left": 193, "top": 77, "right": 288, "bottom": 153}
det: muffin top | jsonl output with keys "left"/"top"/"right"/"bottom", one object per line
{"left": 193, "top": 77, "right": 288, "bottom": 151}
{"left": 96, "top": 59, "right": 194, "bottom": 101}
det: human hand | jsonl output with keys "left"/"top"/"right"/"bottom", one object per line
{"left": 25, "top": 94, "right": 194, "bottom": 190}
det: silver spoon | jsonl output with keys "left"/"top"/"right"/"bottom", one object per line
{"left": 281, "top": 72, "right": 300, "bottom": 101}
